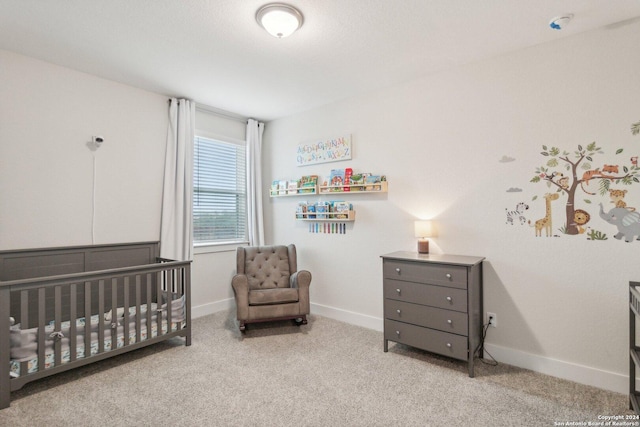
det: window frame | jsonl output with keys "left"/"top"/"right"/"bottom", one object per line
{"left": 192, "top": 130, "right": 249, "bottom": 250}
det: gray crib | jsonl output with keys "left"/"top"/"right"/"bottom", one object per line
{"left": 0, "top": 241, "right": 191, "bottom": 409}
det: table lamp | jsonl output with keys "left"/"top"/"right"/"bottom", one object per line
{"left": 414, "top": 220, "right": 433, "bottom": 254}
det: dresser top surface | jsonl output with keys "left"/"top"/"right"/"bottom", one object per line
{"left": 380, "top": 251, "right": 485, "bottom": 267}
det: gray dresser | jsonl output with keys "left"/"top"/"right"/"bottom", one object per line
{"left": 381, "top": 251, "right": 485, "bottom": 377}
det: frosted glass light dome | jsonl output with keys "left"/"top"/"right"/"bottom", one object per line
{"left": 256, "top": 3, "right": 303, "bottom": 38}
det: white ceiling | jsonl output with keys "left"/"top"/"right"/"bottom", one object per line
{"left": 2, "top": 1, "right": 640, "bottom": 122}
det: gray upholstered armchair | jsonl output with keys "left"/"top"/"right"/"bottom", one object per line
{"left": 231, "top": 244, "right": 311, "bottom": 332}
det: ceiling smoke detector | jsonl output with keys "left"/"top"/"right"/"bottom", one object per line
{"left": 256, "top": 3, "right": 303, "bottom": 38}
{"left": 549, "top": 15, "right": 573, "bottom": 30}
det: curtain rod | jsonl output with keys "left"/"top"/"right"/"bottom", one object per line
{"left": 195, "top": 103, "right": 249, "bottom": 124}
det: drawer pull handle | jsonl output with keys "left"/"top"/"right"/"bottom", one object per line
{"left": 446, "top": 296, "right": 452, "bottom": 302}
{"left": 396, "top": 288, "right": 401, "bottom": 294}
{"left": 396, "top": 309, "right": 401, "bottom": 314}
{"left": 446, "top": 273, "right": 452, "bottom": 279}
{"left": 446, "top": 343, "right": 452, "bottom": 348}
{"left": 447, "top": 319, "right": 452, "bottom": 324}
{"left": 396, "top": 330, "right": 401, "bottom": 336}
{"left": 395, "top": 268, "right": 401, "bottom": 274}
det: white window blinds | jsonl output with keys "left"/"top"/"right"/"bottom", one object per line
{"left": 193, "top": 135, "right": 247, "bottom": 244}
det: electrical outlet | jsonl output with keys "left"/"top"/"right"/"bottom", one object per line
{"left": 487, "top": 312, "right": 497, "bottom": 328}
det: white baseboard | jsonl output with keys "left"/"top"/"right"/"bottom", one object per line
{"left": 311, "top": 302, "right": 383, "bottom": 332}
{"left": 309, "top": 303, "right": 627, "bottom": 394}
{"left": 192, "top": 298, "right": 233, "bottom": 319}
{"left": 483, "top": 343, "right": 627, "bottom": 394}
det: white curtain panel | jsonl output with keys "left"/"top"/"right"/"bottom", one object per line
{"left": 246, "top": 119, "right": 265, "bottom": 246}
{"left": 160, "top": 98, "right": 195, "bottom": 261}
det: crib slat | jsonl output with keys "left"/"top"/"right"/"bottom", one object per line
{"left": 20, "top": 290, "right": 28, "bottom": 329}
{"left": 0, "top": 288, "right": 11, "bottom": 409}
{"left": 166, "top": 268, "right": 173, "bottom": 330}
{"left": 111, "top": 278, "right": 118, "bottom": 351}
{"left": 176, "top": 267, "right": 183, "bottom": 331}
{"left": 98, "top": 280, "right": 105, "bottom": 353}
{"left": 37, "top": 288, "right": 45, "bottom": 372}
{"left": 185, "top": 265, "right": 191, "bottom": 346}
{"left": 70, "top": 283, "right": 77, "bottom": 362}
{"left": 18, "top": 290, "right": 32, "bottom": 375}
{"left": 146, "top": 273, "right": 152, "bottom": 339}
{"left": 135, "top": 275, "right": 141, "bottom": 344}
{"left": 123, "top": 277, "right": 130, "bottom": 346}
{"left": 156, "top": 271, "right": 162, "bottom": 336}
{"left": 54, "top": 286, "right": 62, "bottom": 367}
{"left": 84, "top": 282, "right": 91, "bottom": 359}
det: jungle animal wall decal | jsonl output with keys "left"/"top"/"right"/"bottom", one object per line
{"left": 598, "top": 202, "right": 640, "bottom": 242}
{"left": 505, "top": 202, "right": 529, "bottom": 225}
{"left": 609, "top": 189, "right": 634, "bottom": 210}
{"left": 504, "top": 120, "right": 640, "bottom": 242}
{"left": 530, "top": 193, "right": 559, "bottom": 237}
{"left": 573, "top": 209, "right": 591, "bottom": 234}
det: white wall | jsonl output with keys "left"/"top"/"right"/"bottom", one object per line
{"left": 0, "top": 49, "right": 167, "bottom": 249}
{"left": 263, "top": 21, "right": 640, "bottom": 393}
{"left": 0, "top": 50, "right": 240, "bottom": 319}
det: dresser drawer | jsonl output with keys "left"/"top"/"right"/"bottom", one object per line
{"left": 383, "top": 260, "right": 467, "bottom": 289}
{"left": 384, "top": 319, "right": 468, "bottom": 361}
{"left": 384, "top": 299, "right": 468, "bottom": 335}
{"left": 383, "top": 279, "right": 468, "bottom": 312}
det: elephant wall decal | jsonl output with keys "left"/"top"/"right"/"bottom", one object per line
{"left": 598, "top": 203, "right": 640, "bottom": 242}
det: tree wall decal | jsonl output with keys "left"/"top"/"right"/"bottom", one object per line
{"left": 530, "top": 142, "right": 640, "bottom": 235}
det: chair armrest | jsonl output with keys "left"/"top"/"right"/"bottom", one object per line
{"left": 232, "top": 274, "right": 249, "bottom": 294}
{"left": 231, "top": 274, "right": 250, "bottom": 320}
{"left": 290, "top": 270, "right": 311, "bottom": 290}
{"left": 291, "top": 270, "right": 311, "bottom": 315}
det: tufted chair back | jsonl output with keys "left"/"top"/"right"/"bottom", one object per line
{"left": 236, "top": 245, "right": 297, "bottom": 291}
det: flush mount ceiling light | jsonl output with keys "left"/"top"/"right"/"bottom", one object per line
{"left": 256, "top": 3, "right": 303, "bottom": 38}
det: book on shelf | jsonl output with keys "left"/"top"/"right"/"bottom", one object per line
{"left": 329, "top": 169, "right": 345, "bottom": 191}
{"left": 331, "top": 201, "right": 351, "bottom": 219}
{"left": 306, "top": 204, "right": 316, "bottom": 219}
{"left": 299, "top": 175, "right": 318, "bottom": 193}
{"left": 316, "top": 201, "right": 329, "bottom": 219}
{"left": 344, "top": 168, "right": 352, "bottom": 192}
{"left": 288, "top": 180, "right": 299, "bottom": 194}
{"left": 350, "top": 172, "right": 364, "bottom": 189}
{"left": 365, "top": 175, "right": 381, "bottom": 191}
{"left": 296, "top": 202, "right": 308, "bottom": 218}
{"left": 278, "top": 180, "right": 288, "bottom": 195}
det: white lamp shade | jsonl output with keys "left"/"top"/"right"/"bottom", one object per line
{"left": 257, "top": 4, "right": 303, "bottom": 38}
{"left": 414, "top": 220, "right": 433, "bottom": 238}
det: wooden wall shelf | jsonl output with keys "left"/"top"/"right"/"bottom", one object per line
{"left": 270, "top": 186, "right": 317, "bottom": 197}
{"left": 319, "top": 181, "right": 387, "bottom": 194}
{"left": 270, "top": 181, "right": 388, "bottom": 197}
{"left": 296, "top": 210, "right": 355, "bottom": 221}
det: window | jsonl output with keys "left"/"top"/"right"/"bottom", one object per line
{"left": 193, "top": 135, "right": 247, "bottom": 244}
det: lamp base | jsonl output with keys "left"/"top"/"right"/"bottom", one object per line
{"left": 417, "top": 239, "right": 429, "bottom": 254}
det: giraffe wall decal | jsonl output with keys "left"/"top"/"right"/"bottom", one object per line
{"left": 531, "top": 193, "right": 560, "bottom": 237}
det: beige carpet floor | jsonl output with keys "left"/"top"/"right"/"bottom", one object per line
{"left": 0, "top": 310, "right": 633, "bottom": 426}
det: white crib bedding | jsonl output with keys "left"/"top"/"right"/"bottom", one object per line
{"left": 8, "top": 297, "right": 185, "bottom": 378}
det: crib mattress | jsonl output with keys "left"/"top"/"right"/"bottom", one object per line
{"left": 9, "top": 302, "right": 185, "bottom": 378}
